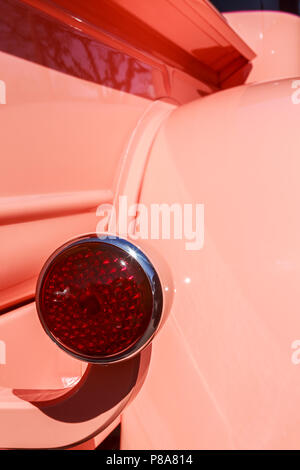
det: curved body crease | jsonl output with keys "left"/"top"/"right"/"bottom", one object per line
{"left": 1, "top": 0, "right": 300, "bottom": 450}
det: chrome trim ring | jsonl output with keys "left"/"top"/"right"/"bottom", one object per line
{"left": 36, "top": 234, "right": 163, "bottom": 364}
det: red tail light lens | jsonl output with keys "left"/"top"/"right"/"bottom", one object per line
{"left": 36, "top": 236, "right": 163, "bottom": 363}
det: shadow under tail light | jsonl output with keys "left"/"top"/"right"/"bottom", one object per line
{"left": 36, "top": 235, "right": 164, "bottom": 364}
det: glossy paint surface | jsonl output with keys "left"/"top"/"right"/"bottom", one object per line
{"left": 0, "top": 0, "right": 173, "bottom": 448}
{"left": 0, "top": 0, "right": 183, "bottom": 448}
{"left": 0, "top": 0, "right": 215, "bottom": 312}
{"left": 0, "top": 302, "right": 150, "bottom": 449}
{"left": 1, "top": 0, "right": 297, "bottom": 450}
{"left": 224, "top": 11, "right": 300, "bottom": 85}
{"left": 0, "top": 0, "right": 167, "bottom": 100}
{"left": 23, "top": 0, "right": 255, "bottom": 89}
{"left": 0, "top": 0, "right": 155, "bottom": 310}
{"left": 122, "top": 77, "right": 300, "bottom": 449}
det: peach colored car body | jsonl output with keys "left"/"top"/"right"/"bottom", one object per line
{"left": 1, "top": 0, "right": 300, "bottom": 449}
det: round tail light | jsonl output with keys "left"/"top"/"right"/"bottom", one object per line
{"left": 36, "top": 235, "right": 163, "bottom": 363}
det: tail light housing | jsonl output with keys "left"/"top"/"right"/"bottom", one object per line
{"left": 36, "top": 235, "right": 163, "bottom": 364}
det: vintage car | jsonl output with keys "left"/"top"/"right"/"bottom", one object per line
{"left": 1, "top": 0, "right": 300, "bottom": 450}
